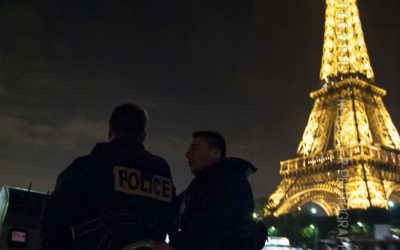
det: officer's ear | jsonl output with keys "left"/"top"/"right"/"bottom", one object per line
{"left": 138, "top": 130, "right": 147, "bottom": 143}
{"left": 108, "top": 127, "right": 115, "bottom": 141}
{"left": 210, "top": 148, "right": 222, "bottom": 161}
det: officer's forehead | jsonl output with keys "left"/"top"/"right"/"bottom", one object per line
{"left": 190, "top": 137, "right": 208, "bottom": 146}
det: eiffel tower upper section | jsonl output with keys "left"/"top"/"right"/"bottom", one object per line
{"left": 296, "top": 0, "right": 400, "bottom": 157}
{"left": 320, "top": 0, "right": 374, "bottom": 84}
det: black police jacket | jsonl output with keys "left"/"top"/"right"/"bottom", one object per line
{"left": 170, "top": 157, "right": 265, "bottom": 250}
{"left": 40, "top": 136, "right": 176, "bottom": 250}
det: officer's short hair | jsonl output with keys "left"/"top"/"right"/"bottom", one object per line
{"left": 193, "top": 131, "right": 226, "bottom": 159}
{"left": 110, "top": 103, "right": 147, "bottom": 138}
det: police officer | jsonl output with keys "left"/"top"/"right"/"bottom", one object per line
{"left": 40, "top": 103, "right": 176, "bottom": 250}
{"left": 154, "top": 131, "right": 266, "bottom": 250}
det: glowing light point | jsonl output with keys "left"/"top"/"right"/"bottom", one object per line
{"left": 310, "top": 207, "right": 317, "bottom": 214}
{"left": 310, "top": 224, "right": 315, "bottom": 230}
{"left": 252, "top": 213, "right": 257, "bottom": 219}
{"left": 357, "top": 221, "right": 363, "bottom": 227}
{"left": 388, "top": 200, "right": 395, "bottom": 208}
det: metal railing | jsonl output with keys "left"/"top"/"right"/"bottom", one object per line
{"left": 280, "top": 145, "right": 400, "bottom": 174}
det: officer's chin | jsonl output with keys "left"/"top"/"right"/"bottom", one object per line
{"left": 189, "top": 164, "right": 198, "bottom": 174}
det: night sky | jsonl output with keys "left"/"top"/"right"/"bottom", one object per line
{"left": 1, "top": 0, "right": 399, "bottom": 199}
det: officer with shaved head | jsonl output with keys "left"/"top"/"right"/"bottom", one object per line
{"left": 40, "top": 103, "right": 176, "bottom": 250}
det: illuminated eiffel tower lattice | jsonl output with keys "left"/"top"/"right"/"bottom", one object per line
{"left": 265, "top": 0, "right": 400, "bottom": 216}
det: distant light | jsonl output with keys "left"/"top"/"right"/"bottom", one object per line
{"left": 310, "top": 224, "right": 315, "bottom": 230}
{"left": 388, "top": 200, "right": 395, "bottom": 208}
{"left": 270, "top": 226, "right": 276, "bottom": 232}
{"left": 252, "top": 213, "right": 257, "bottom": 219}
{"left": 265, "top": 237, "right": 290, "bottom": 247}
{"left": 392, "top": 234, "right": 399, "bottom": 240}
{"left": 357, "top": 221, "right": 363, "bottom": 227}
{"left": 311, "top": 207, "right": 317, "bottom": 214}
{"left": 297, "top": 207, "right": 302, "bottom": 211}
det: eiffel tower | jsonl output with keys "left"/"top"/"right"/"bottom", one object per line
{"left": 265, "top": 0, "right": 400, "bottom": 216}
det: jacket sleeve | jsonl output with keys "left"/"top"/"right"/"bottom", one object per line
{"left": 40, "top": 158, "right": 92, "bottom": 250}
{"left": 163, "top": 163, "right": 179, "bottom": 236}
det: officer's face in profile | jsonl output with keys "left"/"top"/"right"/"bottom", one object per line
{"left": 186, "top": 136, "right": 221, "bottom": 174}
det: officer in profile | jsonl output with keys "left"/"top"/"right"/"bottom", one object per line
{"left": 154, "top": 131, "right": 267, "bottom": 250}
{"left": 40, "top": 103, "right": 176, "bottom": 250}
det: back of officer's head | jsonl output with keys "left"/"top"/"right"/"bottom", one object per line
{"left": 109, "top": 103, "right": 147, "bottom": 142}
{"left": 193, "top": 131, "right": 226, "bottom": 159}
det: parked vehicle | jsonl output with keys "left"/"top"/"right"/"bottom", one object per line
{"left": 0, "top": 185, "right": 47, "bottom": 250}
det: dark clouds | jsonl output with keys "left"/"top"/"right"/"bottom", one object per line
{"left": 0, "top": 0, "right": 399, "bottom": 198}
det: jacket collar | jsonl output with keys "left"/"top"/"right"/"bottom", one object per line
{"left": 109, "top": 136, "right": 144, "bottom": 150}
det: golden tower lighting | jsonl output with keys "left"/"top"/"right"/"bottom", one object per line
{"left": 265, "top": 0, "right": 400, "bottom": 216}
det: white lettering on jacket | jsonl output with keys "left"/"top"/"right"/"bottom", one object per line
{"left": 113, "top": 166, "right": 172, "bottom": 202}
